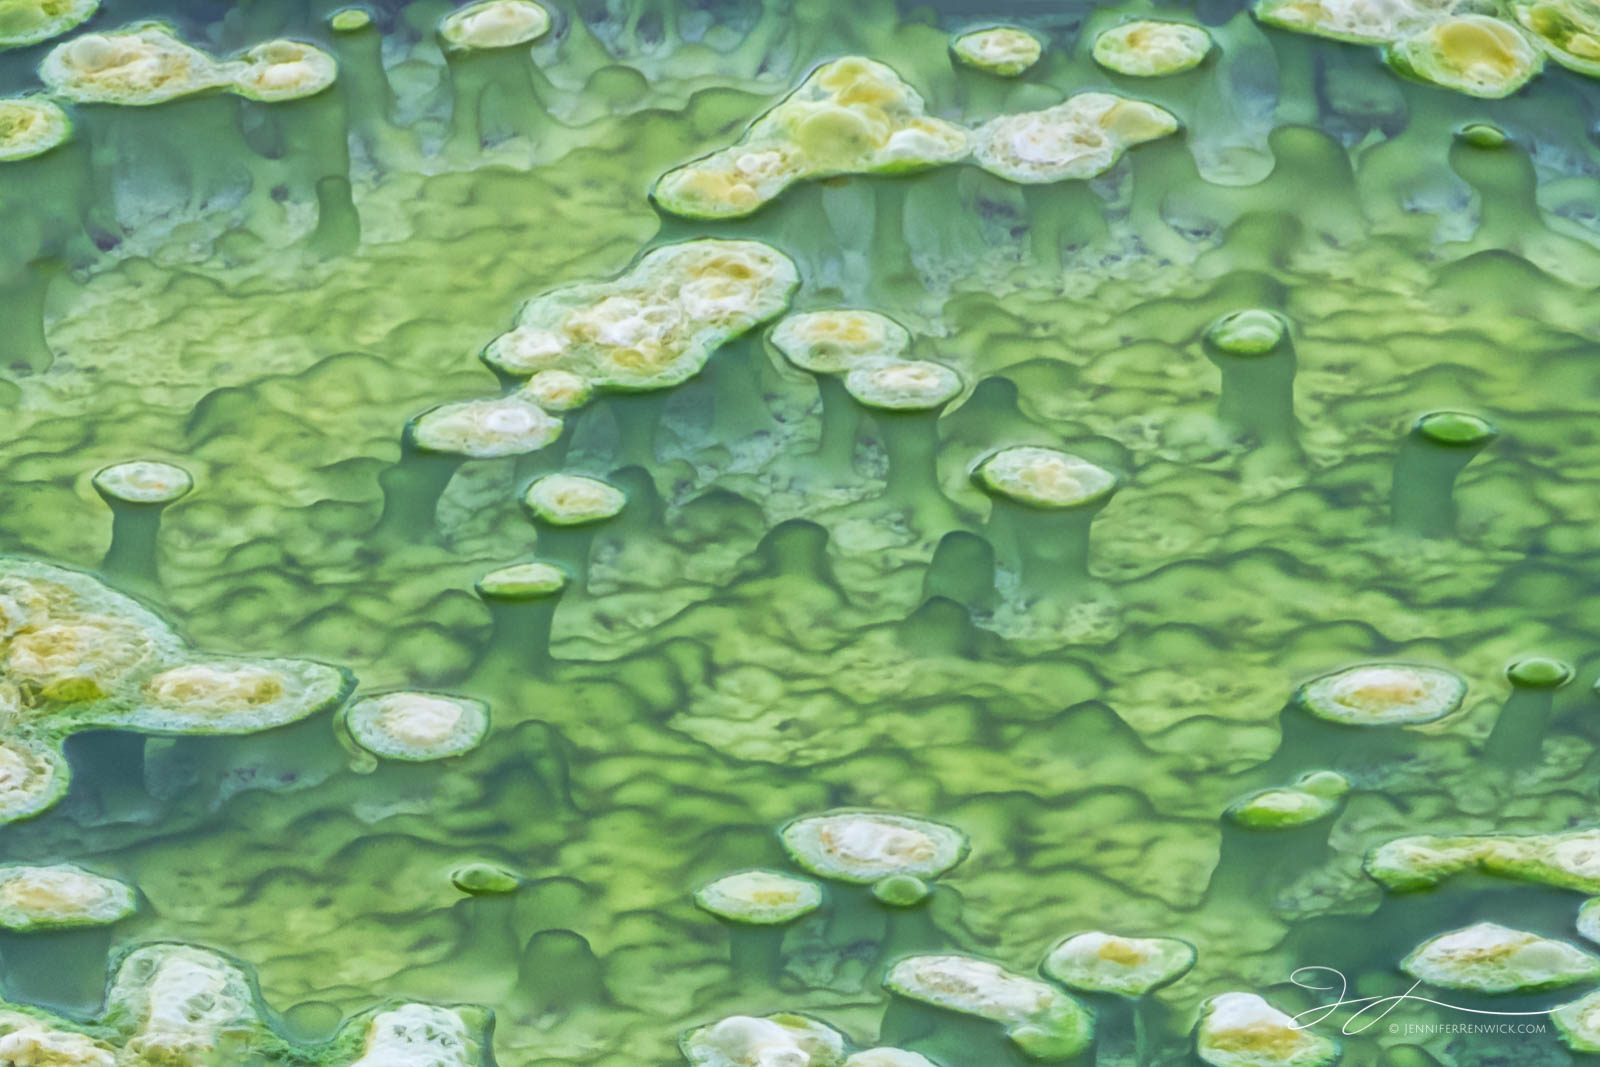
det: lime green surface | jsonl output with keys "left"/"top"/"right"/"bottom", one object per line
{"left": 2, "top": 0, "right": 1600, "bottom": 1063}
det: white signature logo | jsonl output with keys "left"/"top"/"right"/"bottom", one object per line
{"left": 1287, "top": 967, "right": 1552, "bottom": 1036}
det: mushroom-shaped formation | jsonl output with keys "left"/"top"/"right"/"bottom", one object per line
{"left": 1202, "top": 308, "right": 1299, "bottom": 448}
{"left": 695, "top": 869, "right": 821, "bottom": 925}
{"left": 92, "top": 461, "right": 192, "bottom": 506}
{"left": 345, "top": 691, "right": 488, "bottom": 762}
{"left": 378, "top": 396, "right": 563, "bottom": 538}
{"left": 884, "top": 954, "right": 1095, "bottom": 1060}
{"left": 1253, "top": 0, "right": 1454, "bottom": 44}
{"left": 41, "top": 24, "right": 231, "bottom": 105}
{"left": 439, "top": 0, "right": 550, "bottom": 49}
{"left": 523, "top": 473, "right": 626, "bottom": 526}
{"left": 105, "top": 944, "right": 267, "bottom": 1061}
{"left": 1296, "top": 663, "right": 1466, "bottom": 726}
{"left": 845, "top": 1052, "right": 936, "bottom": 1067}
{"left": 1511, "top": 0, "right": 1600, "bottom": 75}
{"left": 0, "top": 0, "right": 97, "bottom": 50}
{"left": 0, "top": 864, "right": 135, "bottom": 931}
{"left": 1365, "top": 828, "right": 1600, "bottom": 893}
{"left": 0, "top": 1011, "right": 114, "bottom": 1065}
{"left": 437, "top": 0, "right": 554, "bottom": 153}
{"left": 771, "top": 310, "right": 911, "bottom": 472}
{"left": 972, "top": 93, "right": 1178, "bottom": 183}
{"left": 1486, "top": 654, "right": 1577, "bottom": 766}
{"left": 341, "top": 1003, "right": 492, "bottom": 1067}
{"left": 1195, "top": 993, "right": 1339, "bottom": 1067}
{"left": 470, "top": 561, "right": 567, "bottom": 679}
{"left": 411, "top": 396, "right": 564, "bottom": 460}
{"left": 1206, "top": 309, "right": 1286, "bottom": 356}
{"left": 484, "top": 239, "right": 798, "bottom": 392}
{"left": 519, "top": 370, "right": 592, "bottom": 412}
{"left": 1042, "top": 931, "right": 1196, "bottom": 997}
{"left": 681, "top": 1013, "right": 845, "bottom": 1067}
{"left": 451, "top": 863, "right": 520, "bottom": 895}
{"left": 324, "top": 3, "right": 407, "bottom": 165}
{"left": 1227, "top": 770, "right": 1350, "bottom": 829}
{"left": 652, "top": 57, "right": 970, "bottom": 219}
{"left": 1553, "top": 989, "right": 1600, "bottom": 1053}
{"left": 951, "top": 27, "right": 1044, "bottom": 76}
{"left": 1402, "top": 922, "right": 1600, "bottom": 993}
{"left": 1390, "top": 410, "right": 1498, "bottom": 539}
{"left": 844, "top": 360, "right": 964, "bottom": 534}
{"left": 520, "top": 474, "right": 625, "bottom": 588}
{"left": 695, "top": 870, "right": 823, "bottom": 985}
{"left": 771, "top": 309, "right": 911, "bottom": 376}
{"left": 781, "top": 811, "right": 968, "bottom": 884}
{"left": 1093, "top": 21, "right": 1213, "bottom": 76}
{"left": 230, "top": 39, "right": 338, "bottom": 102}
{"left": 92, "top": 460, "right": 193, "bottom": 584}
{"left": 974, "top": 446, "right": 1119, "bottom": 603}
{"left": 1385, "top": 16, "right": 1543, "bottom": 97}
{"left": 1212, "top": 771, "right": 1351, "bottom": 900}
{"left": 0, "top": 97, "right": 70, "bottom": 162}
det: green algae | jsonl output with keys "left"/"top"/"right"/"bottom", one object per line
{"left": 0, "top": 0, "right": 1598, "bottom": 1061}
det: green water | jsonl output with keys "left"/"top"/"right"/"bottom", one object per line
{"left": 3, "top": 0, "right": 1600, "bottom": 1062}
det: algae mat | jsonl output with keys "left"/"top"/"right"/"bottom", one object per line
{"left": 2, "top": 0, "right": 1600, "bottom": 1061}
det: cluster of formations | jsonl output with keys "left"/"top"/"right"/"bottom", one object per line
{"left": 673, "top": 664, "right": 1600, "bottom": 1066}
{"left": 6, "top": 0, "right": 1597, "bottom": 198}
{"left": 1257, "top": 0, "right": 1600, "bottom": 97}
{"left": 6, "top": 560, "right": 1600, "bottom": 1065}
{"left": 0, "top": 920, "right": 496, "bottom": 1064}
{"left": 0, "top": 552, "right": 501, "bottom": 828}
{"left": 3, "top": 0, "right": 1598, "bottom": 1066}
